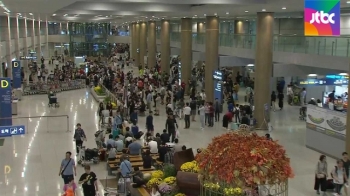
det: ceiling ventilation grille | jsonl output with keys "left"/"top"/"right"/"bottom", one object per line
{"left": 191, "top": 4, "right": 206, "bottom": 7}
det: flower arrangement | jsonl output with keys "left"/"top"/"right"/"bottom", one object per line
{"left": 146, "top": 178, "right": 162, "bottom": 188}
{"left": 163, "top": 164, "right": 177, "bottom": 178}
{"left": 180, "top": 161, "right": 199, "bottom": 173}
{"left": 196, "top": 131, "right": 294, "bottom": 188}
{"left": 94, "top": 86, "right": 104, "bottom": 96}
{"left": 152, "top": 170, "right": 164, "bottom": 179}
{"left": 158, "top": 182, "right": 173, "bottom": 194}
{"left": 111, "top": 102, "right": 117, "bottom": 109}
{"left": 174, "top": 193, "right": 186, "bottom": 196}
{"left": 163, "top": 176, "right": 176, "bottom": 185}
{"left": 203, "top": 182, "right": 220, "bottom": 190}
{"left": 223, "top": 187, "right": 243, "bottom": 196}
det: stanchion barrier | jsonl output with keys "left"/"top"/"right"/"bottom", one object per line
{"left": 23, "top": 79, "right": 85, "bottom": 96}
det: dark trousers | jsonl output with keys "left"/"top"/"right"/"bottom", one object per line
{"left": 168, "top": 129, "right": 175, "bottom": 142}
{"left": 205, "top": 113, "right": 209, "bottom": 124}
{"left": 215, "top": 111, "right": 220, "bottom": 121}
{"left": 62, "top": 174, "right": 74, "bottom": 184}
{"left": 75, "top": 140, "right": 83, "bottom": 153}
{"left": 314, "top": 176, "right": 327, "bottom": 192}
{"left": 235, "top": 113, "right": 240, "bottom": 123}
{"left": 184, "top": 115, "right": 190, "bottom": 128}
{"left": 208, "top": 116, "right": 214, "bottom": 127}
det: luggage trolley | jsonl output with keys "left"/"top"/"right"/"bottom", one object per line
{"left": 48, "top": 95, "right": 60, "bottom": 108}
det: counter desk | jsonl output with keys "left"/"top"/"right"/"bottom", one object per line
{"left": 306, "top": 105, "right": 346, "bottom": 159}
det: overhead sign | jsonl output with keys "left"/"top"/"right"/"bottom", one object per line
{"left": 299, "top": 78, "right": 348, "bottom": 85}
{"left": 12, "top": 61, "right": 21, "bottom": 89}
{"left": 19, "top": 56, "right": 37, "bottom": 60}
{"left": 0, "top": 78, "right": 12, "bottom": 126}
{"left": 213, "top": 70, "right": 223, "bottom": 80}
{"left": 0, "top": 125, "right": 25, "bottom": 137}
{"left": 304, "top": 0, "right": 340, "bottom": 36}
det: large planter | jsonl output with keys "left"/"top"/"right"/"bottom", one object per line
{"left": 90, "top": 88, "right": 106, "bottom": 102}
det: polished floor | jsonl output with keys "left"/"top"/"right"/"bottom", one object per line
{"left": 0, "top": 67, "right": 339, "bottom": 196}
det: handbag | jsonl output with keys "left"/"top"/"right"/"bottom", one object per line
{"left": 316, "top": 173, "right": 326, "bottom": 178}
{"left": 60, "top": 158, "right": 72, "bottom": 176}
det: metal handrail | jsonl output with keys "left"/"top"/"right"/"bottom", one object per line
{"left": 0, "top": 115, "right": 70, "bottom": 133}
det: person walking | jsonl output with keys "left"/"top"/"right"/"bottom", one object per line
{"left": 183, "top": 103, "right": 191, "bottom": 129}
{"left": 314, "top": 155, "right": 328, "bottom": 195}
{"left": 271, "top": 91, "right": 277, "bottom": 112}
{"left": 73, "top": 123, "right": 86, "bottom": 154}
{"left": 79, "top": 165, "right": 99, "bottom": 196}
{"left": 165, "top": 114, "right": 178, "bottom": 142}
{"left": 278, "top": 92, "right": 284, "bottom": 110}
{"left": 59, "top": 151, "right": 77, "bottom": 184}
{"left": 198, "top": 103, "right": 205, "bottom": 130}
{"left": 146, "top": 111, "right": 154, "bottom": 135}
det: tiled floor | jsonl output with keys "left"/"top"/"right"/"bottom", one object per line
{"left": 0, "top": 66, "right": 339, "bottom": 196}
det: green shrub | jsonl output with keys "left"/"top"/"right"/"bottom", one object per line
{"left": 163, "top": 164, "right": 177, "bottom": 178}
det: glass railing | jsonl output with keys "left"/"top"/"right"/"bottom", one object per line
{"left": 167, "top": 32, "right": 350, "bottom": 57}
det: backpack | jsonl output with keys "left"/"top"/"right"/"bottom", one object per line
{"left": 94, "top": 130, "right": 102, "bottom": 137}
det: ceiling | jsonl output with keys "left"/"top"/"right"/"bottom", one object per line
{"left": 1, "top": 0, "right": 350, "bottom": 26}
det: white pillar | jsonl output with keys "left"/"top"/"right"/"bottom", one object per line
{"left": 37, "top": 20, "right": 41, "bottom": 57}
{"left": 45, "top": 20, "right": 49, "bottom": 58}
{"left": 14, "top": 16, "right": 20, "bottom": 59}
{"left": 31, "top": 19, "right": 35, "bottom": 52}
{"left": 5, "top": 15, "right": 12, "bottom": 78}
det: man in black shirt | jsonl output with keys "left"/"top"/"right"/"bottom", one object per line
{"left": 160, "top": 129, "right": 170, "bottom": 143}
{"left": 165, "top": 115, "right": 178, "bottom": 142}
{"left": 158, "top": 141, "right": 168, "bottom": 162}
{"left": 79, "top": 165, "right": 98, "bottom": 196}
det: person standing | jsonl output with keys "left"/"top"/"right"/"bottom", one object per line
{"left": 146, "top": 91, "right": 153, "bottom": 111}
{"left": 73, "top": 123, "right": 86, "bottom": 154}
{"left": 342, "top": 152, "right": 350, "bottom": 196}
{"left": 278, "top": 92, "right": 284, "bottom": 110}
{"left": 214, "top": 98, "right": 221, "bottom": 122}
{"left": 208, "top": 102, "right": 214, "bottom": 127}
{"left": 59, "top": 151, "right": 77, "bottom": 184}
{"left": 190, "top": 98, "right": 197, "bottom": 122}
{"left": 183, "top": 103, "right": 191, "bottom": 129}
{"left": 146, "top": 111, "right": 154, "bottom": 135}
{"left": 332, "top": 160, "right": 348, "bottom": 196}
{"left": 79, "top": 165, "right": 99, "bottom": 196}
{"left": 198, "top": 103, "right": 205, "bottom": 130}
{"left": 314, "top": 155, "right": 328, "bottom": 195}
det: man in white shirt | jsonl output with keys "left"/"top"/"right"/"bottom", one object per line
{"left": 183, "top": 103, "right": 191, "bottom": 129}
{"left": 148, "top": 139, "right": 158, "bottom": 154}
{"left": 287, "top": 85, "right": 294, "bottom": 105}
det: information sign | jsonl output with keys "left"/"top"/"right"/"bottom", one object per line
{"left": 0, "top": 125, "right": 25, "bottom": 137}
{"left": 12, "top": 61, "right": 21, "bottom": 89}
{"left": 0, "top": 78, "right": 12, "bottom": 126}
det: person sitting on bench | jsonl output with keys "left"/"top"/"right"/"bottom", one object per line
{"left": 131, "top": 167, "right": 145, "bottom": 188}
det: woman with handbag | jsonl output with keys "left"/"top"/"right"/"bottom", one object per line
{"left": 314, "top": 155, "right": 328, "bottom": 195}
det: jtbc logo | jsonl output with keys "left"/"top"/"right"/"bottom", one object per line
{"left": 310, "top": 11, "right": 335, "bottom": 24}
{"left": 12, "top": 62, "right": 19, "bottom": 68}
{"left": 1, "top": 80, "right": 9, "bottom": 88}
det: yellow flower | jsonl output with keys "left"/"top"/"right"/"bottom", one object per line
{"left": 203, "top": 182, "right": 220, "bottom": 190}
{"left": 146, "top": 178, "right": 162, "bottom": 188}
{"left": 163, "top": 177, "right": 176, "bottom": 184}
{"left": 174, "top": 194, "right": 186, "bottom": 196}
{"left": 151, "top": 170, "right": 164, "bottom": 179}
{"left": 180, "top": 161, "right": 199, "bottom": 173}
{"left": 223, "top": 187, "right": 242, "bottom": 196}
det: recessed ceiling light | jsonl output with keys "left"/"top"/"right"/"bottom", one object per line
{"left": 152, "top": 16, "right": 155, "bottom": 17}
{"left": 245, "top": 11, "right": 249, "bottom": 13}
{"left": 63, "top": 14, "right": 68, "bottom": 16}
{"left": 282, "top": 7, "right": 286, "bottom": 9}
{"left": 106, "top": 16, "right": 108, "bottom": 17}
{"left": 52, "top": 14, "right": 56, "bottom": 16}
{"left": 204, "top": 14, "right": 206, "bottom": 16}
{"left": 347, "top": 1, "right": 350, "bottom": 4}
{"left": 29, "top": 13, "right": 33, "bottom": 15}
{"left": 162, "top": 17, "right": 164, "bottom": 19}
{"left": 262, "top": 9, "right": 266, "bottom": 12}
{"left": 226, "top": 12, "right": 229, "bottom": 15}
{"left": 145, "top": 17, "right": 148, "bottom": 18}
{"left": 214, "top": 13, "right": 217, "bottom": 16}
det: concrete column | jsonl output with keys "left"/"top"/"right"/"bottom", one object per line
{"left": 32, "top": 20, "right": 35, "bottom": 52}
{"left": 45, "top": 20, "right": 49, "bottom": 58}
{"left": 147, "top": 21, "right": 156, "bottom": 68}
{"left": 14, "top": 17, "right": 20, "bottom": 59}
{"left": 135, "top": 23, "right": 140, "bottom": 67}
{"left": 253, "top": 12, "right": 274, "bottom": 130}
{"left": 204, "top": 16, "right": 219, "bottom": 102}
{"left": 197, "top": 22, "right": 205, "bottom": 34}
{"left": 5, "top": 15, "right": 12, "bottom": 78}
{"left": 23, "top": 18, "right": 28, "bottom": 78}
{"left": 130, "top": 24, "right": 134, "bottom": 59}
{"left": 181, "top": 18, "right": 192, "bottom": 94}
{"left": 37, "top": 20, "right": 42, "bottom": 57}
{"left": 139, "top": 22, "right": 147, "bottom": 68}
{"left": 160, "top": 20, "right": 170, "bottom": 74}
{"left": 234, "top": 20, "right": 245, "bottom": 34}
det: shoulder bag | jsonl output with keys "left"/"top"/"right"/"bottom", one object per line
{"left": 61, "top": 158, "right": 72, "bottom": 176}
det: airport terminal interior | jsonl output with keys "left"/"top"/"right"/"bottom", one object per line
{"left": 0, "top": 0, "right": 349, "bottom": 196}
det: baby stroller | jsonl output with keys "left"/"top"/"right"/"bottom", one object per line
{"left": 48, "top": 95, "right": 59, "bottom": 107}
{"left": 77, "top": 146, "right": 100, "bottom": 166}
{"left": 299, "top": 107, "right": 307, "bottom": 120}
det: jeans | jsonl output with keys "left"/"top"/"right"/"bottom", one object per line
{"left": 205, "top": 113, "right": 209, "bottom": 124}
{"left": 200, "top": 115, "right": 205, "bottom": 128}
{"left": 335, "top": 183, "right": 343, "bottom": 194}
{"left": 75, "top": 140, "right": 83, "bottom": 153}
{"left": 168, "top": 129, "right": 175, "bottom": 142}
{"left": 215, "top": 111, "right": 220, "bottom": 121}
{"left": 184, "top": 115, "right": 190, "bottom": 128}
